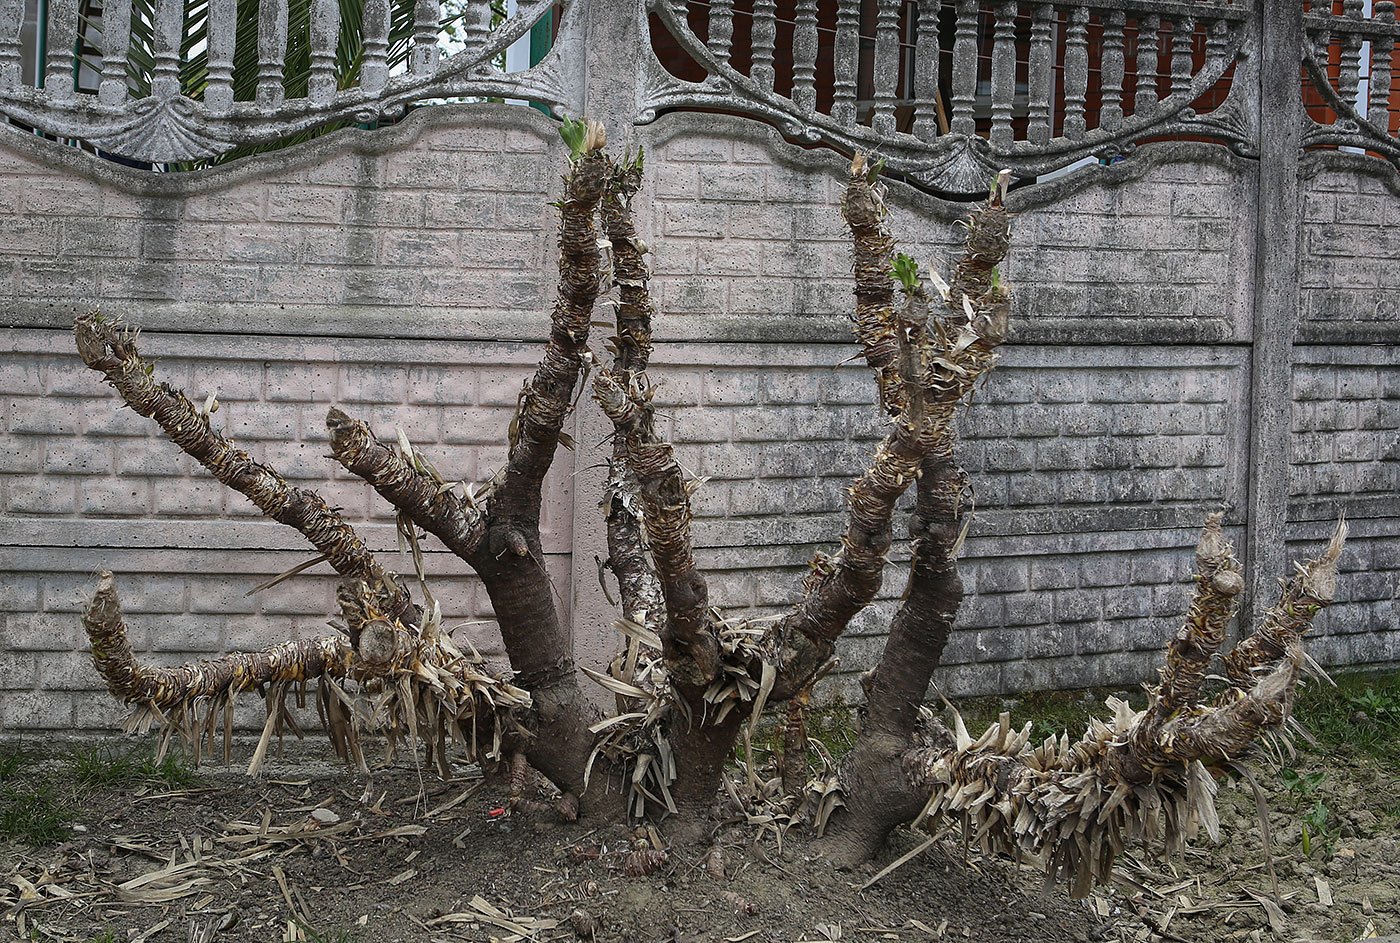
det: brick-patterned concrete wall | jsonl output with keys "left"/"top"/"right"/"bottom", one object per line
{"left": 1291, "top": 157, "right": 1400, "bottom": 674}
{"left": 1299, "top": 157, "right": 1400, "bottom": 343}
{"left": 645, "top": 123, "right": 1252, "bottom": 346}
{"left": 1, "top": 105, "right": 1395, "bottom": 733}
{"left": 0, "top": 107, "right": 561, "bottom": 334}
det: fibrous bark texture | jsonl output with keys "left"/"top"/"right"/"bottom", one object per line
{"left": 71, "top": 130, "right": 1348, "bottom": 887}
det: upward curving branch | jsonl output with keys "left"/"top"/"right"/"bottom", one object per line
{"left": 489, "top": 121, "right": 610, "bottom": 543}
{"left": 593, "top": 370, "right": 717, "bottom": 689}
{"left": 900, "top": 522, "right": 1346, "bottom": 896}
{"left": 598, "top": 152, "right": 665, "bottom": 633}
{"left": 770, "top": 158, "right": 1010, "bottom": 699}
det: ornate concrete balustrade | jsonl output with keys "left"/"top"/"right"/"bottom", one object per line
{"left": 0, "top": 1, "right": 1397, "bottom": 179}
{"left": 0, "top": 0, "right": 572, "bottom": 161}
{"left": 1304, "top": 0, "right": 1400, "bottom": 163}
{"left": 644, "top": 0, "right": 1255, "bottom": 193}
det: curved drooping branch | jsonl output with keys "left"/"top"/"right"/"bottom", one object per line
{"left": 74, "top": 313, "right": 414, "bottom": 626}
{"left": 84, "top": 572, "right": 530, "bottom": 778}
{"left": 86, "top": 570, "right": 348, "bottom": 707}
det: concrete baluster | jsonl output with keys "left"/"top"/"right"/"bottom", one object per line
{"left": 793, "top": 0, "right": 818, "bottom": 111}
{"left": 872, "top": 0, "right": 900, "bottom": 134}
{"left": 309, "top": 0, "right": 342, "bottom": 102}
{"left": 1027, "top": 3, "right": 1054, "bottom": 142}
{"left": 1100, "top": 10, "right": 1126, "bottom": 131}
{"left": 98, "top": 0, "right": 131, "bottom": 104}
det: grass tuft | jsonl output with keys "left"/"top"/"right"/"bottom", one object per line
{"left": 292, "top": 920, "right": 361, "bottom": 943}
{"left": 68, "top": 745, "right": 199, "bottom": 791}
{"left": 1, "top": 779, "right": 73, "bottom": 844}
{"left": 1292, "top": 669, "right": 1400, "bottom": 762}
{"left": 0, "top": 744, "right": 34, "bottom": 782}
{"left": 0, "top": 742, "right": 198, "bottom": 846}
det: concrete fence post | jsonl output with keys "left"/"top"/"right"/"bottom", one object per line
{"left": 567, "top": 0, "right": 651, "bottom": 685}
{"left": 1244, "top": 0, "right": 1304, "bottom": 627}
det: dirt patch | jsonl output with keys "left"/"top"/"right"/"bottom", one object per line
{"left": 1, "top": 740, "right": 1094, "bottom": 943}
{"left": 1123, "top": 748, "right": 1400, "bottom": 943}
{"left": 2, "top": 736, "right": 1394, "bottom": 943}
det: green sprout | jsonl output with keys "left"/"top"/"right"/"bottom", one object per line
{"left": 1278, "top": 767, "right": 1326, "bottom": 806}
{"left": 559, "top": 115, "right": 588, "bottom": 162}
{"left": 1300, "top": 798, "right": 1338, "bottom": 858}
{"left": 892, "top": 253, "right": 921, "bottom": 293}
{"left": 867, "top": 155, "right": 887, "bottom": 184}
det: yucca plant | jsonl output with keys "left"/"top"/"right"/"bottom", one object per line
{"left": 69, "top": 130, "right": 1351, "bottom": 893}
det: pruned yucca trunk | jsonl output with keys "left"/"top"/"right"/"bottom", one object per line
{"left": 71, "top": 124, "right": 1346, "bottom": 891}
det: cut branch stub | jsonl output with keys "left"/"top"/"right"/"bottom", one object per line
{"left": 601, "top": 151, "right": 654, "bottom": 377}
{"left": 73, "top": 312, "right": 413, "bottom": 626}
{"left": 1222, "top": 519, "right": 1347, "bottom": 690}
{"left": 947, "top": 171, "right": 1013, "bottom": 315}
{"left": 1157, "top": 511, "right": 1244, "bottom": 713}
{"left": 842, "top": 153, "right": 901, "bottom": 416}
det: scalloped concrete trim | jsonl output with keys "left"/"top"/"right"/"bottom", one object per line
{"left": 1300, "top": 148, "right": 1400, "bottom": 196}
{"left": 0, "top": 101, "right": 563, "bottom": 195}
{"left": 638, "top": 110, "right": 1253, "bottom": 217}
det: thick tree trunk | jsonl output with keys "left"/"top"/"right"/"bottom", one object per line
{"left": 819, "top": 452, "right": 966, "bottom": 865}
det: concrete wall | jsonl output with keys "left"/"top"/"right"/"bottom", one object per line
{"left": 1, "top": 104, "right": 1396, "bottom": 732}
{"left": 1288, "top": 156, "right": 1400, "bottom": 672}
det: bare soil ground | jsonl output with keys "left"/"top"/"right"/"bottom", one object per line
{"left": 3, "top": 682, "right": 1396, "bottom": 943}
{"left": 3, "top": 740, "right": 1095, "bottom": 943}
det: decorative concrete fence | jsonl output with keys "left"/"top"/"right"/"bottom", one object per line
{"left": 0, "top": 2, "right": 1396, "bottom": 733}
{"left": 1, "top": 2, "right": 1396, "bottom": 175}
